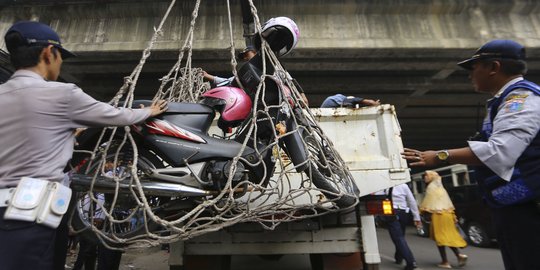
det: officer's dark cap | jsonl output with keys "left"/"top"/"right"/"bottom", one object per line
{"left": 237, "top": 45, "right": 256, "bottom": 60}
{"left": 457, "top": 40, "right": 525, "bottom": 70}
{"left": 5, "top": 21, "right": 76, "bottom": 59}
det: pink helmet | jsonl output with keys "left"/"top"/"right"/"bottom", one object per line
{"left": 201, "top": 86, "right": 253, "bottom": 131}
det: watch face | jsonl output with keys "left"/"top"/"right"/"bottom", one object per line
{"left": 437, "top": 151, "right": 449, "bottom": 160}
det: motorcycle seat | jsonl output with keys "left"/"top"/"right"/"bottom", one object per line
{"left": 132, "top": 100, "right": 213, "bottom": 114}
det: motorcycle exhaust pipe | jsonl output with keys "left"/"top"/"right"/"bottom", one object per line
{"left": 70, "top": 174, "right": 212, "bottom": 197}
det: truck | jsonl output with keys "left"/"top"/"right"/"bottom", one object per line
{"left": 0, "top": 45, "right": 411, "bottom": 270}
{"left": 0, "top": 5, "right": 413, "bottom": 269}
{"left": 0, "top": 53, "right": 411, "bottom": 269}
{"left": 168, "top": 105, "right": 411, "bottom": 270}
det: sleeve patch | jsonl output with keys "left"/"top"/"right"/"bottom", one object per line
{"left": 504, "top": 94, "right": 529, "bottom": 101}
{"left": 503, "top": 98, "right": 526, "bottom": 113}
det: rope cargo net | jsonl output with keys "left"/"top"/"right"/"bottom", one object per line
{"left": 68, "top": 0, "right": 359, "bottom": 248}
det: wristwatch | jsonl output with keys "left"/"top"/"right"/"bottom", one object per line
{"left": 436, "top": 150, "right": 450, "bottom": 164}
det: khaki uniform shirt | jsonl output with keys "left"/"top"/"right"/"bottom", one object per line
{"left": 0, "top": 70, "right": 151, "bottom": 188}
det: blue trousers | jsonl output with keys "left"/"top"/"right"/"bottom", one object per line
{"left": 386, "top": 209, "right": 416, "bottom": 267}
{"left": 97, "top": 244, "right": 123, "bottom": 270}
{"left": 493, "top": 202, "right": 540, "bottom": 270}
{"left": 0, "top": 207, "right": 56, "bottom": 270}
{"left": 73, "top": 238, "right": 97, "bottom": 270}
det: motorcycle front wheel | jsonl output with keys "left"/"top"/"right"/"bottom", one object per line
{"left": 290, "top": 107, "right": 357, "bottom": 208}
{"left": 302, "top": 130, "right": 357, "bottom": 208}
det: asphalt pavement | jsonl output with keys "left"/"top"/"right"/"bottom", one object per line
{"left": 377, "top": 227, "right": 504, "bottom": 270}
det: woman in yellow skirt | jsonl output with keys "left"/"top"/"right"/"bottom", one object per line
{"left": 420, "top": 171, "right": 468, "bottom": 269}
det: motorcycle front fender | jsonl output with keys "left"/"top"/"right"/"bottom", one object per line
{"left": 280, "top": 118, "right": 309, "bottom": 172}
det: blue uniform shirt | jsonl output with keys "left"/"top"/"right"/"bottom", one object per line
{"left": 469, "top": 77, "right": 540, "bottom": 181}
{"left": 469, "top": 77, "right": 540, "bottom": 206}
{"left": 321, "top": 94, "right": 347, "bottom": 108}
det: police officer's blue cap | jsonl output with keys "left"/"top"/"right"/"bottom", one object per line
{"left": 5, "top": 21, "right": 76, "bottom": 59}
{"left": 458, "top": 40, "right": 525, "bottom": 70}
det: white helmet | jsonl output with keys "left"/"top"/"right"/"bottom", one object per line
{"left": 260, "top": 17, "right": 300, "bottom": 57}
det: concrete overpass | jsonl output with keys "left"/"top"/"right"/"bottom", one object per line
{"left": 2, "top": 0, "right": 540, "bottom": 152}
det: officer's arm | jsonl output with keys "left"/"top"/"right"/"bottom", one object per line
{"left": 403, "top": 147, "right": 482, "bottom": 167}
{"left": 68, "top": 86, "right": 151, "bottom": 127}
{"left": 404, "top": 186, "right": 421, "bottom": 221}
{"left": 445, "top": 147, "right": 483, "bottom": 165}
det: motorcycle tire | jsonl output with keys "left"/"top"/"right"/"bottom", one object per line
{"left": 301, "top": 122, "right": 357, "bottom": 208}
{"left": 69, "top": 139, "right": 169, "bottom": 246}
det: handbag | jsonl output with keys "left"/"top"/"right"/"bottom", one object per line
{"left": 456, "top": 223, "right": 467, "bottom": 240}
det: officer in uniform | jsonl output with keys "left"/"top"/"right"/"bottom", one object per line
{"left": 402, "top": 40, "right": 540, "bottom": 270}
{"left": 0, "top": 21, "right": 167, "bottom": 270}
{"left": 383, "top": 183, "right": 422, "bottom": 270}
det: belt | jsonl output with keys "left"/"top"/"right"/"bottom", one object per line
{"left": 0, "top": 188, "right": 14, "bottom": 207}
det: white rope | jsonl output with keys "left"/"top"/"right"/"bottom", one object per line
{"left": 70, "top": 0, "right": 358, "bottom": 248}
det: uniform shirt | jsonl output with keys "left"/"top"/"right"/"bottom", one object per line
{"left": 321, "top": 94, "right": 364, "bottom": 108}
{"left": 469, "top": 77, "right": 540, "bottom": 181}
{"left": 391, "top": 183, "right": 421, "bottom": 221}
{"left": 0, "top": 70, "right": 151, "bottom": 188}
{"left": 321, "top": 94, "right": 347, "bottom": 108}
{"left": 81, "top": 193, "right": 106, "bottom": 220}
{"left": 212, "top": 75, "right": 234, "bottom": 87}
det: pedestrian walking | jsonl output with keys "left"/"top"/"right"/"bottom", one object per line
{"left": 382, "top": 183, "right": 422, "bottom": 270}
{"left": 420, "top": 171, "right": 467, "bottom": 269}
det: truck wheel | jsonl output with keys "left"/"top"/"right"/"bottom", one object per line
{"left": 466, "top": 222, "right": 490, "bottom": 247}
